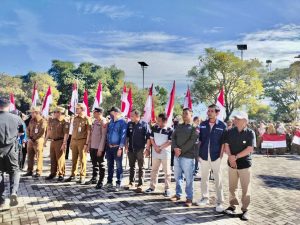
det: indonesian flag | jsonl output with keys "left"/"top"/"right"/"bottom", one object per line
{"left": 41, "top": 86, "right": 53, "bottom": 117}
{"left": 261, "top": 134, "right": 287, "bottom": 149}
{"left": 31, "top": 82, "right": 39, "bottom": 107}
{"left": 292, "top": 130, "right": 300, "bottom": 145}
{"left": 165, "top": 81, "right": 175, "bottom": 127}
{"left": 121, "top": 85, "right": 130, "bottom": 117}
{"left": 9, "top": 93, "right": 16, "bottom": 112}
{"left": 127, "top": 87, "right": 133, "bottom": 117}
{"left": 142, "top": 84, "right": 156, "bottom": 123}
{"left": 83, "top": 89, "right": 90, "bottom": 116}
{"left": 69, "top": 82, "right": 78, "bottom": 114}
{"left": 183, "top": 86, "right": 192, "bottom": 109}
{"left": 92, "top": 81, "right": 103, "bottom": 110}
{"left": 216, "top": 86, "right": 225, "bottom": 121}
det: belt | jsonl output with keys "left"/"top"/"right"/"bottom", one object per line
{"left": 109, "top": 144, "right": 119, "bottom": 148}
{"left": 52, "top": 138, "right": 64, "bottom": 141}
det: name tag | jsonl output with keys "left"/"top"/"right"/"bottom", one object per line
{"left": 216, "top": 128, "right": 223, "bottom": 131}
{"left": 78, "top": 127, "right": 82, "bottom": 132}
{"left": 243, "top": 141, "right": 246, "bottom": 144}
{"left": 200, "top": 126, "right": 206, "bottom": 128}
{"left": 35, "top": 128, "right": 38, "bottom": 134}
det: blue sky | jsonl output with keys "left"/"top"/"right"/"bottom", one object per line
{"left": 1, "top": 0, "right": 300, "bottom": 115}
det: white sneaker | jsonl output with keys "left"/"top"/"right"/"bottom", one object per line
{"left": 216, "top": 204, "right": 224, "bottom": 213}
{"left": 196, "top": 198, "right": 209, "bottom": 206}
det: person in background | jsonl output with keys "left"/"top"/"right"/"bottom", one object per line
{"left": 224, "top": 112, "right": 254, "bottom": 221}
{"left": 105, "top": 107, "right": 127, "bottom": 191}
{"left": 226, "top": 120, "right": 233, "bottom": 130}
{"left": 145, "top": 113, "right": 173, "bottom": 197}
{"left": 171, "top": 108, "right": 199, "bottom": 207}
{"left": 193, "top": 116, "right": 201, "bottom": 176}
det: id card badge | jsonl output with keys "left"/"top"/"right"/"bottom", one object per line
{"left": 35, "top": 128, "right": 39, "bottom": 134}
{"left": 78, "top": 127, "right": 82, "bottom": 133}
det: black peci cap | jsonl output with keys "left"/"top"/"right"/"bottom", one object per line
{"left": 93, "top": 107, "right": 104, "bottom": 113}
{"left": 108, "top": 106, "right": 121, "bottom": 113}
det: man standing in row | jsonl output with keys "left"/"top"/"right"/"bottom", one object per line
{"left": 24, "top": 106, "right": 47, "bottom": 178}
{"left": 125, "top": 109, "right": 150, "bottom": 193}
{"left": 171, "top": 108, "right": 199, "bottom": 207}
{"left": 106, "top": 107, "right": 127, "bottom": 191}
{"left": 0, "top": 98, "right": 24, "bottom": 207}
{"left": 65, "top": 103, "right": 91, "bottom": 184}
{"left": 44, "top": 107, "right": 69, "bottom": 182}
{"left": 85, "top": 107, "right": 107, "bottom": 189}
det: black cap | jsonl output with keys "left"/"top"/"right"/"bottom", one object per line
{"left": 93, "top": 107, "right": 104, "bottom": 113}
{"left": 0, "top": 97, "right": 10, "bottom": 107}
{"left": 109, "top": 106, "right": 121, "bottom": 113}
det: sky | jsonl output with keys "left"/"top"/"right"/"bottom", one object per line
{"left": 1, "top": 0, "right": 300, "bottom": 115}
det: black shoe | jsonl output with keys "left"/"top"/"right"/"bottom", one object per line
{"left": 57, "top": 176, "right": 64, "bottom": 182}
{"left": 65, "top": 176, "right": 75, "bottom": 182}
{"left": 9, "top": 194, "right": 18, "bottom": 207}
{"left": 23, "top": 172, "right": 33, "bottom": 177}
{"left": 0, "top": 198, "right": 5, "bottom": 207}
{"left": 95, "top": 182, "right": 103, "bottom": 189}
{"left": 85, "top": 178, "right": 97, "bottom": 185}
{"left": 224, "top": 206, "right": 236, "bottom": 215}
{"left": 45, "top": 174, "right": 56, "bottom": 180}
{"left": 241, "top": 211, "right": 249, "bottom": 221}
{"left": 33, "top": 173, "right": 41, "bottom": 178}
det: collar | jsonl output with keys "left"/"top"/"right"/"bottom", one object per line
{"left": 234, "top": 126, "right": 248, "bottom": 132}
{"left": 204, "top": 119, "right": 219, "bottom": 125}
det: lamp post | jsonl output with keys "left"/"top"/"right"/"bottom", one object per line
{"left": 138, "top": 61, "right": 149, "bottom": 89}
{"left": 237, "top": 44, "right": 247, "bottom": 60}
{"left": 266, "top": 59, "right": 272, "bottom": 72}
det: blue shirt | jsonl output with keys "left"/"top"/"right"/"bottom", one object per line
{"left": 19, "top": 123, "right": 27, "bottom": 145}
{"left": 199, "top": 119, "right": 226, "bottom": 161}
{"left": 107, "top": 118, "right": 127, "bottom": 148}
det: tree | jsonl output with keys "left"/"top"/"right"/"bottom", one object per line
{"left": 188, "top": 48, "right": 264, "bottom": 121}
{"left": 263, "top": 62, "right": 300, "bottom": 122}
{"left": 248, "top": 102, "right": 272, "bottom": 122}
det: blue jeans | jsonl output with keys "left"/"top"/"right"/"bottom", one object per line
{"left": 106, "top": 146, "right": 123, "bottom": 185}
{"left": 174, "top": 156, "right": 195, "bottom": 200}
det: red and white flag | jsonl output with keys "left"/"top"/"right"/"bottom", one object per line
{"left": 165, "top": 81, "right": 175, "bottom": 127}
{"left": 83, "top": 89, "right": 90, "bottom": 116}
{"left": 261, "top": 134, "right": 287, "bottom": 149}
{"left": 216, "top": 86, "right": 225, "bottom": 121}
{"left": 9, "top": 93, "right": 16, "bottom": 112}
{"left": 292, "top": 130, "right": 300, "bottom": 145}
{"left": 31, "top": 82, "right": 39, "bottom": 107}
{"left": 183, "top": 86, "right": 192, "bottom": 109}
{"left": 41, "top": 86, "right": 53, "bottom": 117}
{"left": 127, "top": 87, "right": 133, "bottom": 118}
{"left": 92, "top": 82, "right": 103, "bottom": 110}
{"left": 142, "top": 84, "right": 156, "bottom": 123}
{"left": 69, "top": 82, "right": 78, "bottom": 114}
{"left": 121, "top": 85, "right": 130, "bottom": 117}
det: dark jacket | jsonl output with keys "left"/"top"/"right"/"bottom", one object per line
{"left": 127, "top": 120, "right": 150, "bottom": 151}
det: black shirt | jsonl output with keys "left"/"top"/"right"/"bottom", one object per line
{"left": 0, "top": 111, "right": 24, "bottom": 153}
{"left": 224, "top": 127, "right": 254, "bottom": 169}
{"left": 127, "top": 120, "right": 150, "bottom": 152}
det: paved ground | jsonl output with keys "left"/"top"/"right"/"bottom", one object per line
{"left": 0, "top": 146, "right": 300, "bottom": 225}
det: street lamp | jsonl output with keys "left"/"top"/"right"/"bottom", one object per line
{"left": 138, "top": 61, "right": 149, "bottom": 89}
{"left": 237, "top": 44, "right": 247, "bottom": 60}
{"left": 266, "top": 59, "right": 272, "bottom": 72}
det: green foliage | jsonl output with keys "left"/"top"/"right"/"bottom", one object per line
{"left": 247, "top": 102, "right": 272, "bottom": 122}
{"left": 188, "top": 48, "right": 264, "bottom": 121}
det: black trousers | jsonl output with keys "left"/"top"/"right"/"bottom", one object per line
{"left": 65, "top": 135, "right": 72, "bottom": 160}
{"left": 90, "top": 148, "right": 105, "bottom": 183}
{"left": 17, "top": 143, "right": 27, "bottom": 169}
{"left": 128, "top": 150, "right": 144, "bottom": 186}
{"left": 0, "top": 143, "right": 20, "bottom": 199}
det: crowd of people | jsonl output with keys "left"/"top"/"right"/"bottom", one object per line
{"left": 4, "top": 95, "right": 293, "bottom": 221}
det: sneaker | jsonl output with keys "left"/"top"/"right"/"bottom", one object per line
{"left": 104, "top": 183, "right": 113, "bottom": 189}
{"left": 196, "top": 198, "right": 209, "bottom": 206}
{"left": 135, "top": 186, "right": 143, "bottom": 193}
{"left": 170, "top": 195, "right": 181, "bottom": 202}
{"left": 144, "top": 188, "right": 155, "bottom": 194}
{"left": 45, "top": 174, "right": 56, "bottom": 180}
{"left": 9, "top": 194, "right": 18, "bottom": 207}
{"left": 57, "top": 176, "right": 64, "bottom": 182}
{"left": 79, "top": 178, "right": 86, "bottom": 185}
{"left": 216, "top": 204, "right": 224, "bottom": 213}
{"left": 124, "top": 183, "right": 134, "bottom": 190}
{"left": 0, "top": 197, "right": 5, "bottom": 207}
{"left": 185, "top": 199, "right": 193, "bottom": 207}
{"left": 164, "top": 189, "right": 171, "bottom": 197}
{"left": 95, "top": 182, "right": 103, "bottom": 189}
{"left": 23, "top": 172, "right": 33, "bottom": 177}
{"left": 224, "top": 206, "right": 236, "bottom": 215}
{"left": 33, "top": 173, "right": 41, "bottom": 178}
{"left": 115, "top": 184, "right": 121, "bottom": 192}
{"left": 64, "top": 176, "right": 75, "bottom": 182}
{"left": 241, "top": 211, "right": 249, "bottom": 221}
{"left": 85, "top": 178, "right": 97, "bottom": 185}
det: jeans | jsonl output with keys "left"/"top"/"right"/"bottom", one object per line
{"left": 174, "top": 156, "right": 195, "bottom": 200}
{"left": 0, "top": 143, "right": 20, "bottom": 199}
{"left": 106, "top": 146, "right": 123, "bottom": 185}
{"left": 128, "top": 150, "right": 144, "bottom": 186}
{"left": 90, "top": 148, "right": 105, "bottom": 183}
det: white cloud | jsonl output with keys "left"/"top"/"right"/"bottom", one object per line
{"left": 203, "top": 26, "right": 224, "bottom": 34}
